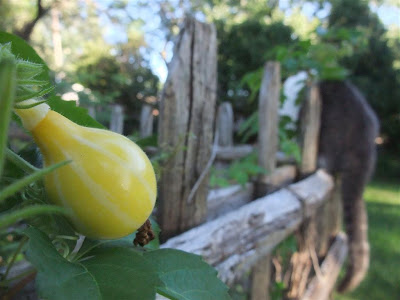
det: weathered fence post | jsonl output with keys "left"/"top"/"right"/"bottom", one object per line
{"left": 157, "top": 17, "right": 217, "bottom": 241}
{"left": 299, "top": 84, "right": 321, "bottom": 177}
{"left": 109, "top": 104, "right": 124, "bottom": 134}
{"left": 286, "top": 83, "right": 322, "bottom": 299}
{"left": 140, "top": 104, "right": 154, "bottom": 138}
{"left": 315, "top": 176, "right": 343, "bottom": 256}
{"left": 254, "top": 62, "right": 281, "bottom": 198}
{"left": 216, "top": 102, "right": 234, "bottom": 147}
{"left": 251, "top": 61, "right": 281, "bottom": 300}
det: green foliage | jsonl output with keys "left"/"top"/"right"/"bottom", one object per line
{"left": 0, "top": 39, "right": 53, "bottom": 104}
{"left": 237, "top": 111, "right": 258, "bottom": 143}
{"left": 236, "top": 25, "right": 363, "bottom": 158}
{"left": 210, "top": 153, "right": 266, "bottom": 188}
{"left": 329, "top": 0, "right": 400, "bottom": 153}
{"left": 270, "top": 27, "right": 365, "bottom": 81}
{"left": 217, "top": 20, "right": 294, "bottom": 114}
{"left": 74, "top": 53, "right": 159, "bottom": 133}
{"left": 0, "top": 31, "right": 50, "bottom": 84}
{"left": 237, "top": 112, "right": 301, "bottom": 162}
{"left": 25, "top": 227, "right": 230, "bottom": 300}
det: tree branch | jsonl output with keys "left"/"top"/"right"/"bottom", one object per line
{"left": 15, "top": 0, "right": 52, "bottom": 41}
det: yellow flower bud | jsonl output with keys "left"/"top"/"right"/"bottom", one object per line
{"left": 15, "top": 101, "right": 157, "bottom": 239}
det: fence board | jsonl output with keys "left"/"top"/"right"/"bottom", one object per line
{"left": 109, "top": 104, "right": 124, "bottom": 134}
{"left": 287, "top": 83, "right": 322, "bottom": 299}
{"left": 140, "top": 104, "right": 153, "bottom": 138}
{"left": 157, "top": 17, "right": 217, "bottom": 240}
{"left": 301, "top": 233, "right": 348, "bottom": 300}
{"left": 299, "top": 84, "right": 321, "bottom": 176}
{"left": 207, "top": 164, "right": 296, "bottom": 222}
{"left": 257, "top": 61, "right": 280, "bottom": 187}
{"left": 251, "top": 61, "right": 280, "bottom": 299}
{"left": 161, "top": 170, "right": 333, "bottom": 284}
{"left": 216, "top": 102, "right": 234, "bottom": 147}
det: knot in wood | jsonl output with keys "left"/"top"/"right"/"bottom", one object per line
{"left": 248, "top": 212, "right": 265, "bottom": 226}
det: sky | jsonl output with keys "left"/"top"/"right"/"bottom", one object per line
{"left": 99, "top": 0, "right": 400, "bottom": 83}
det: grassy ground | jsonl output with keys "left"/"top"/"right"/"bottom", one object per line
{"left": 335, "top": 179, "right": 400, "bottom": 300}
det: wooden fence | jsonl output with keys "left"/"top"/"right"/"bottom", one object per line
{"left": 75, "top": 17, "right": 347, "bottom": 300}
{"left": 153, "top": 18, "right": 347, "bottom": 300}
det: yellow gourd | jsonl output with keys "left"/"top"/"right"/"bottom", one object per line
{"left": 15, "top": 100, "right": 157, "bottom": 239}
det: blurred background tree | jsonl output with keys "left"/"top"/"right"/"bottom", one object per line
{"left": 0, "top": 0, "right": 399, "bottom": 151}
{"left": 328, "top": 0, "right": 400, "bottom": 153}
{"left": 0, "top": 0, "right": 160, "bottom": 134}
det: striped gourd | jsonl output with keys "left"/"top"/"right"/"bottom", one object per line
{"left": 15, "top": 101, "right": 157, "bottom": 239}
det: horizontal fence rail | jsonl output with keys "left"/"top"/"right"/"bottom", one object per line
{"left": 162, "top": 170, "right": 334, "bottom": 284}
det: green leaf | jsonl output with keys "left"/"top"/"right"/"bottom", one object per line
{"left": 134, "top": 134, "right": 158, "bottom": 148}
{"left": 81, "top": 247, "right": 162, "bottom": 300}
{"left": 26, "top": 227, "right": 229, "bottom": 300}
{"left": 145, "top": 249, "right": 230, "bottom": 300}
{"left": 47, "top": 95, "right": 105, "bottom": 129}
{"left": 238, "top": 112, "right": 258, "bottom": 143}
{"left": 0, "top": 32, "right": 50, "bottom": 83}
{"left": 16, "top": 60, "right": 45, "bottom": 79}
{"left": 74, "top": 217, "right": 160, "bottom": 260}
{"left": 24, "top": 227, "right": 102, "bottom": 300}
{"left": 15, "top": 85, "right": 54, "bottom": 102}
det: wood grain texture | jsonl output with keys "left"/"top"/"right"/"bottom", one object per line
{"left": 207, "top": 165, "right": 296, "bottom": 222}
{"left": 109, "top": 104, "right": 124, "bottom": 134}
{"left": 216, "top": 145, "right": 254, "bottom": 160}
{"left": 301, "top": 233, "right": 348, "bottom": 300}
{"left": 287, "top": 83, "right": 322, "bottom": 299}
{"left": 207, "top": 183, "right": 254, "bottom": 221}
{"left": 299, "top": 84, "right": 321, "bottom": 176}
{"left": 161, "top": 170, "right": 334, "bottom": 284}
{"left": 157, "top": 18, "right": 217, "bottom": 240}
{"left": 258, "top": 61, "right": 280, "bottom": 177}
{"left": 216, "top": 102, "right": 234, "bottom": 147}
{"left": 252, "top": 61, "right": 280, "bottom": 299}
{"left": 139, "top": 104, "right": 153, "bottom": 138}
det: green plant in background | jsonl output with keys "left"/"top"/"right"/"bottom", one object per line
{"left": 210, "top": 153, "right": 267, "bottom": 188}
{"left": 0, "top": 32, "right": 230, "bottom": 300}
{"left": 236, "top": 26, "right": 364, "bottom": 164}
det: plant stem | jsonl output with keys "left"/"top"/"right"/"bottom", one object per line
{"left": 0, "top": 268, "right": 36, "bottom": 286}
{"left": 1, "top": 271, "right": 37, "bottom": 299}
{"left": 0, "top": 205, "right": 70, "bottom": 229}
{"left": 5, "top": 148, "right": 39, "bottom": 174}
{"left": 0, "top": 160, "right": 70, "bottom": 204}
{"left": 2, "top": 236, "right": 28, "bottom": 281}
{"left": 0, "top": 59, "right": 17, "bottom": 178}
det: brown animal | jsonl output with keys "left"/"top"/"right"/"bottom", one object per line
{"left": 318, "top": 81, "right": 379, "bottom": 292}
